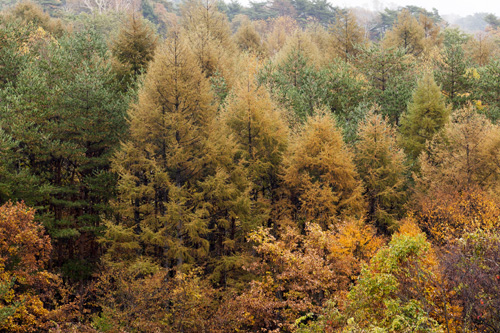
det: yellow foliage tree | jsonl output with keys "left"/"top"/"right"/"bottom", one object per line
{"left": 330, "top": 10, "right": 366, "bottom": 62}
{"left": 222, "top": 56, "right": 288, "bottom": 225}
{"left": 181, "top": 0, "right": 235, "bottom": 78}
{"left": 345, "top": 218, "right": 451, "bottom": 331}
{"left": 383, "top": 9, "right": 425, "bottom": 56}
{"left": 465, "top": 32, "right": 497, "bottom": 66}
{"left": 413, "top": 105, "right": 500, "bottom": 244}
{"left": 282, "top": 113, "right": 365, "bottom": 229}
{"left": 221, "top": 220, "right": 382, "bottom": 332}
{"left": 105, "top": 32, "right": 216, "bottom": 269}
{"left": 355, "top": 111, "right": 408, "bottom": 233}
{"left": 415, "top": 187, "right": 500, "bottom": 245}
{"left": 233, "top": 19, "right": 267, "bottom": 57}
{"left": 0, "top": 202, "right": 62, "bottom": 332}
{"left": 418, "top": 104, "right": 500, "bottom": 196}
{"left": 264, "top": 16, "right": 298, "bottom": 56}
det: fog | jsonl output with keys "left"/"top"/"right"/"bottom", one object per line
{"left": 336, "top": 0, "right": 498, "bottom": 17}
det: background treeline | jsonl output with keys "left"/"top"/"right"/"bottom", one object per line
{"left": 2, "top": 0, "right": 500, "bottom": 332}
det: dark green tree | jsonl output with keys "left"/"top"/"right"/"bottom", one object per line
{"left": 260, "top": 48, "right": 329, "bottom": 121}
{"left": 484, "top": 13, "right": 500, "bottom": 28}
{"left": 244, "top": 1, "right": 277, "bottom": 21}
{"left": 356, "top": 44, "right": 417, "bottom": 125}
{"left": 291, "top": 0, "right": 336, "bottom": 26}
{"left": 435, "top": 30, "right": 472, "bottom": 109}
{"left": 324, "top": 59, "right": 365, "bottom": 120}
{"left": 0, "top": 19, "right": 31, "bottom": 89}
{"left": 0, "top": 30, "right": 128, "bottom": 279}
{"left": 475, "top": 60, "right": 500, "bottom": 122}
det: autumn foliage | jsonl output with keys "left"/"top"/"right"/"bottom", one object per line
{"left": 2, "top": 1, "right": 500, "bottom": 332}
{"left": 0, "top": 202, "right": 62, "bottom": 332}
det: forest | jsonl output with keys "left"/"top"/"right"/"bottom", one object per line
{"left": 1, "top": 0, "right": 500, "bottom": 331}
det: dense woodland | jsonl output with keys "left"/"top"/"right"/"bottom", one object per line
{"left": 2, "top": 0, "right": 500, "bottom": 331}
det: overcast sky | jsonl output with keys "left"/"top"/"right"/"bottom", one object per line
{"left": 336, "top": 0, "right": 499, "bottom": 17}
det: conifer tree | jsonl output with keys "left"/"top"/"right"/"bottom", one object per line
{"left": 355, "top": 111, "right": 407, "bottom": 234}
{"left": 265, "top": 16, "right": 298, "bottom": 56}
{"left": 233, "top": 19, "right": 267, "bottom": 56}
{"left": 0, "top": 19, "right": 31, "bottom": 89}
{"left": 382, "top": 9, "right": 425, "bottom": 56}
{"left": 417, "top": 104, "right": 500, "bottom": 196}
{"left": 282, "top": 113, "right": 365, "bottom": 229}
{"left": 111, "top": 14, "right": 158, "bottom": 91}
{"left": 107, "top": 32, "right": 260, "bottom": 287}
{"left": 435, "top": 35, "right": 471, "bottom": 108}
{"left": 323, "top": 60, "right": 365, "bottom": 119}
{"left": 330, "top": 9, "right": 366, "bottom": 62}
{"left": 303, "top": 22, "right": 332, "bottom": 60}
{"left": 465, "top": 32, "right": 495, "bottom": 67}
{"left": 418, "top": 13, "right": 442, "bottom": 52}
{"left": 223, "top": 57, "right": 288, "bottom": 224}
{"left": 261, "top": 46, "right": 328, "bottom": 121}
{"left": 356, "top": 45, "right": 417, "bottom": 125}
{"left": 181, "top": 0, "right": 235, "bottom": 78}
{"left": 1, "top": 31, "right": 128, "bottom": 278}
{"left": 5, "top": 2, "right": 65, "bottom": 37}
{"left": 476, "top": 60, "right": 500, "bottom": 122}
{"left": 399, "top": 72, "right": 449, "bottom": 162}
{"left": 107, "top": 32, "right": 216, "bottom": 270}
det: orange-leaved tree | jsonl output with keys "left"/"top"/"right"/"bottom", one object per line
{"left": 0, "top": 202, "right": 62, "bottom": 332}
{"left": 217, "top": 220, "right": 382, "bottom": 332}
{"left": 414, "top": 187, "right": 500, "bottom": 245}
{"left": 413, "top": 104, "right": 500, "bottom": 243}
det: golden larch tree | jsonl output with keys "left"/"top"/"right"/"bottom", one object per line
{"left": 105, "top": 32, "right": 216, "bottom": 270}
{"left": 383, "top": 9, "right": 425, "bottom": 56}
{"left": 282, "top": 113, "right": 365, "bottom": 229}
{"left": 355, "top": 111, "right": 407, "bottom": 234}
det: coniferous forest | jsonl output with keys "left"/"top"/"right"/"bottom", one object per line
{"left": 2, "top": 0, "right": 500, "bottom": 331}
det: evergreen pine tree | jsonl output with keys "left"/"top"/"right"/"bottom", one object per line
{"left": 400, "top": 72, "right": 449, "bottom": 162}
{"left": 476, "top": 60, "right": 500, "bottom": 122}
{"left": 1, "top": 30, "right": 128, "bottom": 278}
{"left": 0, "top": 18, "right": 31, "bottom": 89}
{"left": 435, "top": 35, "right": 471, "bottom": 108}
{"left": 356, "top": 44, "right": 417, "bottom": 125}
{"left": 260, "top": 47, "right": 328, "bottom": 121}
